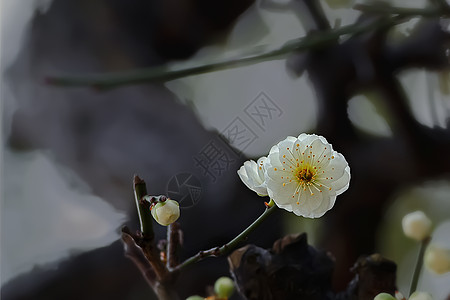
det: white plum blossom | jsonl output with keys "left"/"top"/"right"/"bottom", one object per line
{"left": 214, "top": 276, "right": 235, "bottom": 298}
{"left": 424, "top": 244, "right": 450, "bottom": 275}
{"left": 237, "top": 157, "right": 268, "bottom": 196}
{"left": 151, "top": 199, "right": 180, "bottom": 226}
{"left": 395, "top": 291, "right": 406, "bottom": 300}
{"left": 402, "top": 211, "right": 432, "bottom": 242}
{"left": 374, "top": 293, "right": 396, "bottom": 300}
{"left": 409, "top": 292, "right": 433, "bottom": 300}
{"left": 265, "top": 134, "right": 350, "bottom": 218}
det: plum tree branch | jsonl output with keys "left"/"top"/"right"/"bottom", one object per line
{"left": 45, "top": 10, "right": 430, "bottom": 90}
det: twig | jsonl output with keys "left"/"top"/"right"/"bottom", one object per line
{"left": 301, "top": 0, "right": 331, "bottom": 30}
{"left": 171, "top": 203, "right": 276, "bottom": 272}
{"left": 132, "top": 176, "right": 169, "bottom": 282}
{"left": 133, "top": 175, "right": 154, "bottom": 241}
{"left": 121, "top": 229, "right": 156, "bottom": 286}
{"left": 166, "top": 222, "right": 181, "bottom": 269}
{"left": 125, "top": 176, "right": 177, "bottom": 300}
{"left": 353, "top": 4, "right": 450, "bottom": 18}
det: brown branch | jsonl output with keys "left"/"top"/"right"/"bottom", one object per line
{"left": 123, "top": 177, "right": 179, "bottom": 300}
{"left": 121, "top": 229, "right": 156, "bottom": 287}
{"left": 166, "top": 222, "right": 182, "bottom": 270}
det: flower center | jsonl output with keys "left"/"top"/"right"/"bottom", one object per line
{"left": 295, "top": 168, "right": 314, "bottom": 183}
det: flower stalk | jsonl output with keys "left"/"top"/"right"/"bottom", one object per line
{"left": 409, "top": 236, "right": 431, "bottom": 297}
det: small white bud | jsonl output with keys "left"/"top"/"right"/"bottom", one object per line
{"left": 151, "top": 199, "right": 180, "bottom": 226}
{"left": 424, "top": 244, "right": 450, "bottom": 275}
{"left": 237, "top": 157, "right": 268, "bottom": 197}
{"left": 402, "top": 211, "right": 432, "bottom": 241}
{"left": 185, "top": 296, "right": 204, "bottom": 300}
{"left": 395, "top": 291, "right": 406, "bottom": 300}
{"left": 409, "top": 292, "right": 433, "bottom": 300}
{"left": 374, "top": 293, "right": 396, "bottom": 300}
{"left": 214, "top": 276, "right": 235, "bottom": 298}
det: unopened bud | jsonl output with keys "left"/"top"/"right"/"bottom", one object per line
{"left": 424, "top": 244, "right": 450, "bottom": 275}
{"left": 402, "top": 211, "right": 432, "bottom": 241}
{"left": 374, "top": 293, "right": 396, "bottom": 300}
{"left": 151, "top": 199, "right": 180, "bottom": 226}
{"left": 185, "top": 296, "right": 203, "bottom": 300}
{"left": 214, "top": 276, "right": 235, "bottom": 298}
{"left": 409, "top": 292, "right": 433, "bottom": 300}
{"left": 395, "top": 291, "right": 406, "bottom": 300}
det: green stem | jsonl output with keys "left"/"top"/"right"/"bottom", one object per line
{"left": 409, "top": 237, "right": 431, "bottom": 296}
{"left": 46, "top": 15, "right": 410, "bottom": 90}
{"left": 133, "top": 175, "right": 154, "bottom": 241}
{"left": 171, "top": 202, "right": 277, "bottom": 272}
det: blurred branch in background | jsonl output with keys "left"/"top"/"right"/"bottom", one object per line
{"left": 45, "top": 1, "right": 450, "bottom": 90}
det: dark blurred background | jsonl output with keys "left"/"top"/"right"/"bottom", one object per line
{"left": 1, "top": 0, "right": 450, "bottom": 299}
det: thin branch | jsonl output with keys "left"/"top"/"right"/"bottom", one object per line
{"left": 131, "top": 176, "right": 171, "bottom": 288}
{"left": 354, "top": 4, "right": 450, "bottom": 18}
{"left": 121, "top": 228, "right": 180, "bottom": 299}
{"left": 133, "top": 175, "right": 154, "bottom": 241}
{"left": 166, "top": 222, "right": 181, "bottom": 269}
{"left": 301, "top": 0, "right": 331, "bottom": 31}
{"left": 171, "top": 204, "right": 276, "bottom": 273}
{"left": 121, "top": 230, "right": 156, "bottom": 287}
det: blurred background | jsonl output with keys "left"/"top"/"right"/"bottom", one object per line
{"left": 1, "top": 0, "right": 450, "bottom": 299}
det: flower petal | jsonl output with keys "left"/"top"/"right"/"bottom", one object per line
{"left": 330, "top": 166, "right": 350, "bottom": 195}
{"left": 266, "top": 173, "right": 298, "bottom": 204}
{"left": 237, "top": 159, "right": 268, "bottom": 196}
{"left": 237, "top": 165, "right": 252, "bottom": 189}
{"left": 244, "top": 160, "right": 260, "bottom": 185}
{"left": 256, "top": 157, "right": 267, "bottom": 180}
{"left": 311, "top": 191, "right": 336, "bottom": 218}
{"left": 299, "top": 187, "right": 324, "bottom": 212}
{"left": 316, "top": 152, "right": 350, "bottom": 191}
{"left": 290, "top": 189, "right": 323, "bottom": 217}
{"left": 297, "top": 133, "right": 329, "bottom": 146}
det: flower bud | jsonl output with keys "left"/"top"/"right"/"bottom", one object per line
{"left": 424, "top": 244, "right": 450, "bottom": 275}
{"left": 185, "top": 296, "right": 204, "bottom": 300}
{"left": 402, "top": 211, "right": 432, "bottom": 241}
{"left": 409, "top": 292, "right": 433, "bottom": 300}
{"left": 151, "top": 199, "right": 180, "bottom": 226}
{"left": 374, "top": 293, "right": 396, "bottom": 300}
{"left": 237, "top": 157, "right": 268, "bottom": 196}
{"left": 395, "top": 291, "right": 406, "bottom": 300}
{"left": 214, "top": 276, "right": 235, "bottom": 298}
